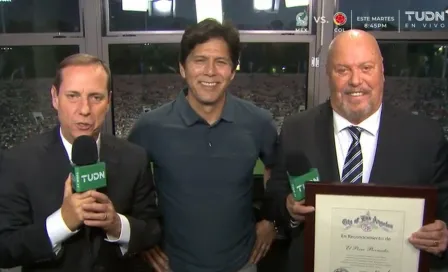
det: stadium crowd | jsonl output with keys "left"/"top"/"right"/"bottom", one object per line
{"left": 0, "top": 74, "right": 447, "bottom": 149}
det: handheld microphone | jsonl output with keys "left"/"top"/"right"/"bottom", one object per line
{"left": 71, "top": 136, "right": 106, "bottom": 265}
{"left": 286, "top": 152, "right": 320, "bottom": 201}
{"left": 71, "top": 135, "right": 107, "bottom": 193}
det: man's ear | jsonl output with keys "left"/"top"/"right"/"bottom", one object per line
{"left": 230, "top": 69, "right": 236, "bottom": 81}
{"left": 179, "top": 62, "right": 186, "bottom": 79}
{"left": 51, "top": 86, "right": 59, "bottom": 111}
{"left": 107, "top": 91, "right": 112, "bottom": 111}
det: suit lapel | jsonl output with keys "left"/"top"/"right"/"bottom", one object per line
{"left": 311, "top": 103, "right": 398, "bottom": 184}
{"left": 89, "top": 134, "right": 120, "bottom": 260}
{"left": 315, "top": 102, "right": 340, "bottom": 182}
{"left": 43, "top": 127, "right": 72, "bottom": 205}
{"left": 369, "top": 104, "right": 396, "bottom": 184}
{"left": 98, "top": 134, "right": 120, "bottom": 195}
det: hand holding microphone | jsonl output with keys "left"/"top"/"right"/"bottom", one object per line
{"left": 60, "top": 174, "right": 96, "bottom": 231}
{"left": 68, "top": 135, "right": 121, "bottom": 237}
{"left": 82, "top": 191, "right": 121, "bottom": 238}
{"left": 286, "top": 195, "right": 315, "bottom": 222}
{"left": 285, "top": 152, "right": 318, "bottom": 222}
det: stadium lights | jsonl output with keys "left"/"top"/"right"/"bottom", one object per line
{"left": 285, "top": 0, "right": 309, "bottom": 8}
{"left": 196, "top": 0, "right": 222, "bottom": 23}
{"left": 253, "top": 0, "right": 271, "bottom": 11}
{"left": 122, "top": 0, "right": 148, "bottom": 12}
{"left": 153, "top": 0, "right": 172, "bottom": 14}
{"left": 253, "top": 0, "right": 279, "bottom": 12}
{"left": 121, "top": 0, "right": 174, "bottom": 15}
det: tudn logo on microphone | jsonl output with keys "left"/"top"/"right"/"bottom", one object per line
{"left": 72, "top": 162, "right": 107, "bottom": 192}
{"left": 80, "top": 171, "right": 105, "bottom": 183}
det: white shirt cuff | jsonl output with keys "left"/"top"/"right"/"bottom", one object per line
{"left": 105, "top": 213, "right": 130, "bottom": 255}
{"left": 46, "top": 208, "right": 79, "bottom": 254}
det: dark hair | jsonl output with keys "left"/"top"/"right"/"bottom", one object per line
{"left": 53, "top": 53, "right": 111, "bottom": 93}
{"left": 179, "top": 18, "right": 241, "bottom": 70}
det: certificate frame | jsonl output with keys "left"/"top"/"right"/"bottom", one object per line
{"left": 304, "top": 182, "right": 437, "bottom": 272}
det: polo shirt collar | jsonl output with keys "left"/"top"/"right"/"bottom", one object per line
{"left": 177, "top": 88, "right": 235, "bottom": 126}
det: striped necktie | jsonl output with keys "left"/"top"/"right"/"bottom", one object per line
{"left": 341, "top": 126, "right": 363, "bottom": 183}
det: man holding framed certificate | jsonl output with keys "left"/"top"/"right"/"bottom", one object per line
{"left": 266, "top": 29, "right": 448, "bottom": 272}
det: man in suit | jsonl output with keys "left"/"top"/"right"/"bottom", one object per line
{"left": 267, "top": 29, "right": 448, "bottom": 271}
{"left": 0, "top": 53, "right": 161, "bottom": 271}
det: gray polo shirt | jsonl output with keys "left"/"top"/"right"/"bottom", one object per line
{"left": 128, "top": 89, "right": 278, "bottom": 272}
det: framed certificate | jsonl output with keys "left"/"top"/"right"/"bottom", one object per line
{"left": 304, "top": 182, "right": 437, "bottom": 272}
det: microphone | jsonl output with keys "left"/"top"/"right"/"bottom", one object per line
{"left": 71, "top": 136, "right": 106, "bottom": 265}
{"left": 286, "top": 152, "right": 320, "bottom": 201}
{"left": 71, "top": 135, "right": 107, "bottom": 193}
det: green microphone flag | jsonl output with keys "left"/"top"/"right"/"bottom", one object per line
{"left": 288, "top": 168, "right": 320, "bottom": 201}
{"left": 71, "top": 162, "right": 107, "bottom": 193}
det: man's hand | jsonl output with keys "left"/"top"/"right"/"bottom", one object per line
{"left": 60, "top": 175, "right": 96, "bottom": 231}
{"left": 409, "top": 220, "right": 448, "bottom": 256}
{"left": 286, "top": 194, "right": 315, "bottom": 222}
{"left": 141, "top": 245, "right": 169, "bottom": 272}
{"left": 249, "top": 220, "right": 277, "bottom": 264}
{"left": 82, "top": 191, "right": 121, "bottom": 238}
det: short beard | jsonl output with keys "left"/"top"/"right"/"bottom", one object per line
{"left": 334, "top": 87, "right": 373, "bottom": 124}
{"left": 340, "top": 101, "right": 373, "bottom": 124}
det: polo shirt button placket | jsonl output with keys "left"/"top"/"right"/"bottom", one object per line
{"left": 208, "top": 127, "right": 212, "bottom": 148}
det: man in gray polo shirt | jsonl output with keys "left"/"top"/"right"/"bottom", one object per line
{"left": 128, "top": 19, "right": 279, "bottom": 272}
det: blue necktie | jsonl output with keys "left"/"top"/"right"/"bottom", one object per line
{"left": 341, "top": 126, "right": 363, "bottom": 184}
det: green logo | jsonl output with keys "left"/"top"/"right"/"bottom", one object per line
{"left": 72, "top": 162, "right": 107, "bottom": 192}
{"left": 80, "top": 171, "right": 105, "bottom": 183}
{"left": 288, "top": 168, "right": 319, "bottom": 201}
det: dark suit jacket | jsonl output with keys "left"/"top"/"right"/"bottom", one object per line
{"left": 267, "top": 101, "right": 448, "bottom": 272}
{"left": 0, "top": 127, "right": 161, "bottom": 272}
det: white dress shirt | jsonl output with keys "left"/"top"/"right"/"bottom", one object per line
{"left": 45, "top": 129, "right": 131, "bottom": 255}
{"left": 333, "top": 105, "right": 382, "bottom": 183}
{"left": 290, "top": 105, "right": 383, "bottom": 228}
